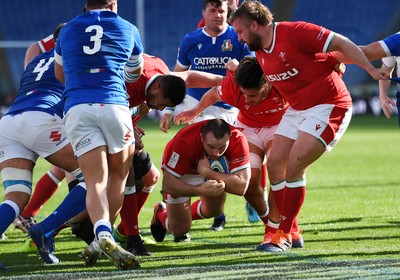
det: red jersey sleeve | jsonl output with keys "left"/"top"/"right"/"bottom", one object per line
{"left": 38, "top": 34, "right": 55, "bottom": 52}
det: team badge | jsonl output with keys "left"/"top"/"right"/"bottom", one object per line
{"left": 221, "top": 40, "right": 233, "bottom": 52}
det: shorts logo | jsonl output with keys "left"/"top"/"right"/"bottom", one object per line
{"left": 167, "top": 152, "right": 180, "bottom": 169}
{"left": 124, "top": 131, "right": 132, "bottom": 142}
{"left": 50, "top": 130, "right": 62, "bottom": 142}
{"left": 75, "top": 138, "right": 92, "bottom": 151}
{"left": 315, "top": 124, "right": 321, "bottom": 130}
{"left": 0, "top": 150, "right": 4, "bottom": 158}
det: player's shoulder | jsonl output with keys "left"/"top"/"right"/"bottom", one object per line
{"left": 181, "top": 28, "right": 205, "bottom": 44}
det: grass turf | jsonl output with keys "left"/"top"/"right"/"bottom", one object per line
{"left": 0, "top": 115, "right": 399, "bottom": 279}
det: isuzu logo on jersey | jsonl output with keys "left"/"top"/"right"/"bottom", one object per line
{"left": 266, "top": 68, "right": 299, "bottom": 82}
{"left": 221, "top": 40, "right": 233, "bottom": 52}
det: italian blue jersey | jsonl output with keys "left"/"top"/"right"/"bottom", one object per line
{"left": 7, "top": 49, "right": 64, "bottom": 118}
{"left": 55, "top": 10, "right": 143, "bottom": 113}
{"left": 176, "top": 25, "right": 252, "bottom": 109}
{"left": 381, "top": 32, "right": 400, "bottom": 56}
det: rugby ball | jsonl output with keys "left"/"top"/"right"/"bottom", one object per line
{"left": 209, "top": 156, "right": 230, "bottom": 173}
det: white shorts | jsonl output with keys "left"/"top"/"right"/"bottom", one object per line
{"left": 185, "top": 95, "right": 238, "bottom": 125}
{"left": 234, "top": 120, "right": 277, "bottom": 152}
{"left": 0, "top": 112, "right": 69, "bottom": 163}
{"left": 275, "top": 104, "right": 352, "bottom": 152}
{"left": 65, "top": 104, "right": 134, "bottom": 157}
{"left": 164, "top": 174, "right": 205, "bottom": 204}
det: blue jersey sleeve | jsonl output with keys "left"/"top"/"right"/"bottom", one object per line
{"left": 382, "top": 32, "right": 400, "bottom": 56}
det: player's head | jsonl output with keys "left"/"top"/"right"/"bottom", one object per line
{"left": 230, "top": 1, "right": 273, "bottom": 51}
{"left": 235, "top": 56, "right": 270, "bottom": 105}
{"left": 53, "top": 22, "right": 66, "bottom": 43}
{"left": 86, "top": 0, "right": 117, "bottom": 12}
{"left": 203, "top": 0, "right": 229, "bottom": 32}
{"left": 145, "top": 75, "right": 186, "bottom": 110}
{"left": 201, "top": 119, "right": 231, "bottom": 160}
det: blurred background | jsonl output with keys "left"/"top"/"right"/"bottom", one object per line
{"left": 0, "top": 0, "right": 399, "bottom": 116}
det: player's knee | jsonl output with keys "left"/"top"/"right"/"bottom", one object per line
{"left": 1, "top": 167, "right": 32, "bottom": 196}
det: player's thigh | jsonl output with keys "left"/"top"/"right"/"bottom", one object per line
{"left": 286, "top": 131, "right": 326, "bottom": 179}
{"left": 45, "top": 143, "right": 78, "bottom": 173}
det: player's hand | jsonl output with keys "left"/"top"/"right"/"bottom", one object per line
{"left": 368, "top": 68, "right": 389, "bottom": 81}
{"left": 159, "top": 113, "right": 173, "bottom": 133}
{"left": 334, "top": 63, "right": 346, "bottom": 76}
{"left": 379, "top": 94, "right": 396, "bottom": 119}
{"left": 137, "top": 103, "right": 151, "bottom": 116}
{"left": 174, "top": 109, "right": 197, "bottom": 125}
{"left": 134, "top": 126, "right": 144, "bottom": 150}
{"left": 225, "top": 58, "right": 239, "bottom": 72}
{"left": 197, "top": 156, "right": 212, "bottom": 178}
{"left": 201, "top": 180, "right": 225, "bottom": 196}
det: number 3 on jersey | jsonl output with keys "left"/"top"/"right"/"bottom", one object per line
{"left": 84, "top": 25, "right": 103, "bottom": 55}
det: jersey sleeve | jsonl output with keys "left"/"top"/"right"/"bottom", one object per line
{"left": 380, "top": 32, "right": 400, "bottom": 56}
{"left": 38, "top": 34, "right": 55, "bottom": 53}
{"left": 176, "top": 35, "right": 192, "bottom": 69}
{"left": 227, "top": 129, "right": 250, "bottom": 174}
{"left": 292, "top": 21, "right": 334, "bottom": 54}
{"left": 162, "top": 139, "right": 192, "bottom": 178}
{"left": 216, "top": 70, "right": 239, "bottom": 106}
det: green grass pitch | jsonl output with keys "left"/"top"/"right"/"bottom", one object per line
{"left": 0, "top": 115, "right": 399, "bottom": 279}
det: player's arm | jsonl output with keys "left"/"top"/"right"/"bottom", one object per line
{"left": 171, "top": 70, "right": 223, "bottom": 88}
{"left": 197, "top": 157, "right": 250, "bottom": 196}
{"left": 54, "top": 55, "right": 65, "bottom": 85}
{"left": 174, "top": 87, "right": 220, "bottom": 125}
{"left": 378, "top": 63, "right": 396, "bottom": 118}
{"left": 359, "top": 42, "right": 388, "bottom": 61}
{"left": 173, "top": 64, "right": 188, "bottom": 72}
{"left": 125, "top": 53, "right": 144, "bottom": 83}
{"left": 24, "top": 43, "right": 42, "bottom": 68}
{"left": 327, "top": 34, "right": 387, "bottom": 80}
{"left": 162, "top": 171, "right": 225, "bottom": 197}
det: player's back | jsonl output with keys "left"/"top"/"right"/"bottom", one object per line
{"left": 57, "top": 10, "right": 139, "bottom": 112}
{"left": 7, "top": 50, "right": 64, "bottom": 118}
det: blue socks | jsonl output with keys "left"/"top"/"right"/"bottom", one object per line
{"left": 40, "top": 183, "right": 87, "bottom": 237}
{"left": 0, "top": 200, "right": 19, "bottom": 235}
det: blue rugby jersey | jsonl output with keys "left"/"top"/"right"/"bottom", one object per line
{"left": 176, "top": 25, "right": 251, "bottom": 109}
{"left": 7, "top": 49, "right": 64, "bottom": 118}
{"left": 382, "top": 32, "right": 400, "bottom": 56}
{"left": 55, "top": 10, "right": 143, "bottom": 113}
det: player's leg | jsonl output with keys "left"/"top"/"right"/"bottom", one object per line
{"left": 0, "top": 159, "right": 34, "bottom": 235}
{"left": 150, "top": 194, "right": 192, "bottom": 242}
{"left": 19, "top": 165, "right": 65, "bottom": 223}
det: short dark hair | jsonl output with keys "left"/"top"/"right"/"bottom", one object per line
{"left": 86, "top": 0, "right": 114, "bottom": 9}
{"left": 201, "top": 119, "right": 231, "bottom": 140}
{"left": 235, "top": 56, "right": 266, "bottom": 90}
{"left": 158, "top": 75, "right": 186, "bottom": 106}
{"left": 53, "top": 22, "right": 66, "bottom": 42}
{"left": 203, "top": 0, "right": 227, "bottom": 10}
{"left": 231, "top": 1, "right": 274, "bottom": 26}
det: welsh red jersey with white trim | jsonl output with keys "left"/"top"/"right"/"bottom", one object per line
{"left": 256, "top": 21, "right": 352, "bottom": 110}
{"left": 217, "top": 70, "right": 287, "bottom": 128}
{"left": 162, "top": 120, "right": 250, "bottom": 177}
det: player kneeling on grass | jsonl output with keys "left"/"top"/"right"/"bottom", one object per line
{"left": 150, "top": 119, "right": 250, "bottom": 242}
